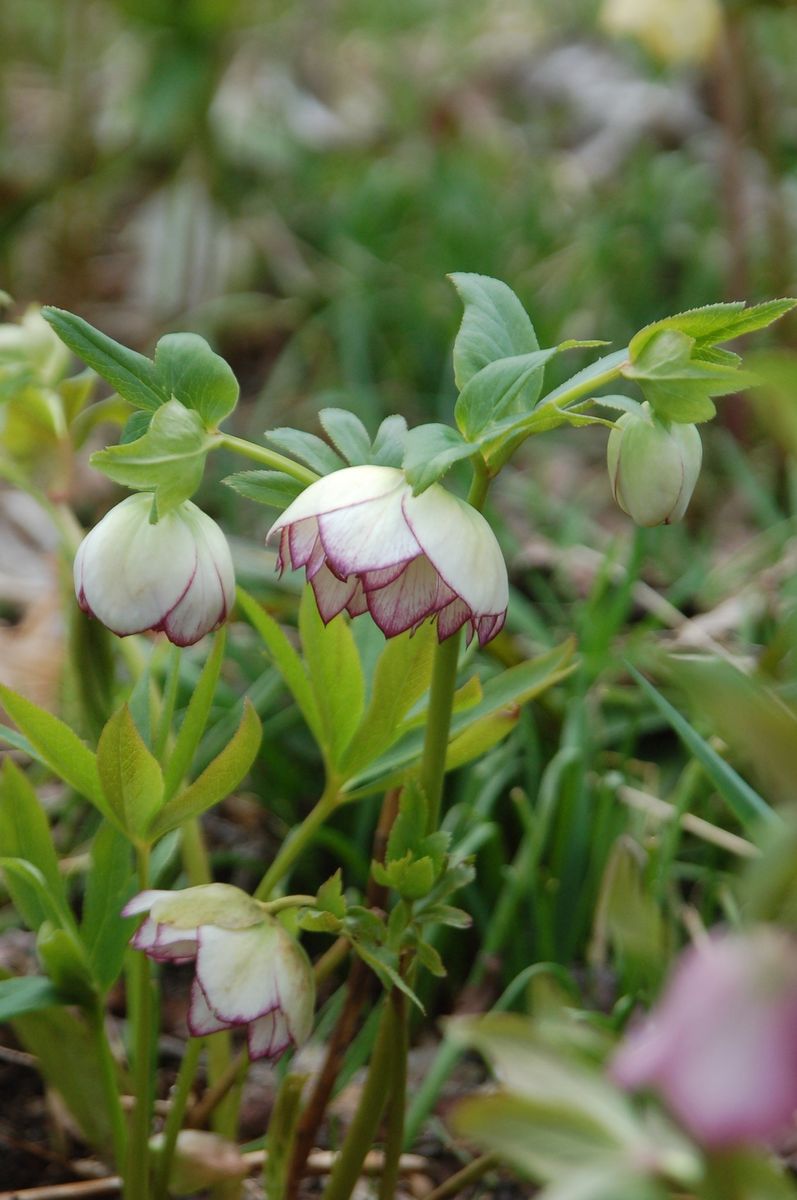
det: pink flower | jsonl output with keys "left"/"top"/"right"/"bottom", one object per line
{"left": 267, "top": 466, "right": 508, "bottom": 645}
{"left": 612, "top": 928, "right": 797, "bottom": 1147}
{"left": 123, "top": 884, "right": 315, "bottom": 1060}
{"left": 74, "top": 494, "right": 235, "bottom": 647}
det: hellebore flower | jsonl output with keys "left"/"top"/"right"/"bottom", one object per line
{"left": 612, "top": 928, "right": 797, "bottom": 1147}
{"left": 607, "top": 405, "right": 702, "bottom": 527}
{"left": 267, "top": 465, "right": 508, "bottom": 646}
{"left": 74, "top": 493, "right": 235, "bottom": 647}
{"left": 123, "top": 884, "right": 315, "bottom": 1060}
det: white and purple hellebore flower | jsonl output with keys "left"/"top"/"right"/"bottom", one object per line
{"left": 612, "top": 928, "right": 797, "bottom": 1147}
{"left": 267, "top": 465, "right": 508, "bottom": 645}
{"left": 74, "top": 493, "right": 235, "bottom": 647}
{"left": 123, "top": 884, "right": 314, "bottom": 1060}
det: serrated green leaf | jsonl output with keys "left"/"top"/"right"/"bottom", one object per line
{"left": 316, "top": 869, "right": 346, "bottom": 918}
{"left": 153, "top": 332, "right": 238, "bottom": 428}
{"left": 223, "top": 470, "right": 304, "bottom": 508}
{"left": 630, "top": 299, "right": 797, "bottom": 360}
{"left": 450, "top": 274, "right": 539, "bottom": 389}
{"left": 0, "top": 760, "right": 68, "bottom": 933}
{"left": 455, "top": 349, "right": 557, "bottom": 439}
{"left": 354, "top": 944, "right": 425, "bottom": 1011}
{"left": 402, "top": 422, "right": 474, "bottom": 493}
{"left": 90, "top": 398, "right": 212, "bottom": 517}
{"left": 371, "top": 414, "right": 408, "bottom": 466}
{"left": 236, "top": 588, "right": 324, "bottom": 749}
{"left": 299, "top": 587, "right": 365, "bottom": 768}
{"left": 386, "top": 781, "right": 428, "bottom": 863}
{"left": 97, "top": 705, "right": 164, "bottom": 842}
{"left": 120, "top": 409, "right": 153, "bottom": 443}
{"left": 266, "top": 426, "right": 345, "bottom": 475}
{"left": 319, "top": 408, "right": 372, "bottom": 466}
{"left": 42, "top": 307, "right": 166, "bottom": 411}
{"left": 149, "top": 699, "right": 262, "bottom": 838}
{"left": 0, "top": 684, "right": 105, "bottom": 811}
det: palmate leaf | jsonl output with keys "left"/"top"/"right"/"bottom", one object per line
{"left": 449, "top": 273, "right": 540, "bottom": 389}
{"left": 629, "top": 299, "right": 797, "bottom": 360}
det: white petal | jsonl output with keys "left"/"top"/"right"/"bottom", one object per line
{"left": 122, "top": 889, "right": 173, "bottom": 918}
{"left": 317, "top": 488, "right": 420, "bottom": 575}
{"left": 402, "top": 487, "right": 508, "bottom": 618}
{"left": 310, "top": 563, "right": 357, "bottom": 623}
{"left": 188, "top": 978, "right": 233, "bottom": 1037}
{"left": 366, "top": 557, "right": 454, "bottom": 637}
{"left": 436, "top": 598, "right": 471, "bottom": 641}
{"left": 196, "top": 924, "right": 283, "bottom": 1024}
{"left": 162, "top": 504, "right": 236, "bottom": 646}
{"left": 267, "top": 467, "right": 405, "bottom": 540}
{"left": 76, "top": 494, "right": 197, "bottom": 636}
{"left": 287, "top": 518, "right": 320, "bottom": 570}
{"left": 131, "top": 917, "right": 161, "bottom": 952}
{"left": 247, "top": 1010, "right": 293, "bottom": 1060}
{"left": 346, "top": 580, "right": 368, "bottom": 617}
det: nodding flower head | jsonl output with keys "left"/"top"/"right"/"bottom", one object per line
{"left": 612, "top": 928, "right": 797, "bottom": 1147}
{"left": 74, "top": 494, "right": 235, "bottom": 647}
{"left": 123, "top": 884, "right": 315, "bottom": 1060}
{"left": 267, "top": 465, "right": 508, "bottom": 646}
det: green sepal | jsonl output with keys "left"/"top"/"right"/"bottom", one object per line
{"left": 90, "top": 398, "right": 213, "bottom": 517}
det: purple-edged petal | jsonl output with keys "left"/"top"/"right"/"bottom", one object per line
{"left": 267, "top": 467, "right": 406, "bottom": 540}
{"left": 346, "top": 580, "right": 368, "bottom": 617}
{"left": 436, "top": 598, "right": 471, "bottom": 641}
{"left": 402, "top": 487, "right": 508, "bottom": 621}
{"left": 310, "top": 563, "right": 357, "bottom": 623}
{"left": 287, "top": 518, "right": 321, "bottom": 570}
{"left": 188, "top": 978, "right": 234, "bottom": 1037}
{"left": 366, "top": 557, "right": 455, "bottom": 638}
{"left": 131, "top": 917, "right": 162, "bottom": 952}
{"left": 247, "top": 1009, "right": 293, "bottom": 1060}
{"left": 196, "top": 924, "right": 285, "bottom": 1024}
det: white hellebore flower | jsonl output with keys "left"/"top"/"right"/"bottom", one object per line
{"left": 267, "top": 466, "right": 508, "bottom": 645}
{"left": 74, "top": 493, "right": 235, "bottom": 647}
{"left": 123, "top": 884, "right": 315, "bottom": 1060}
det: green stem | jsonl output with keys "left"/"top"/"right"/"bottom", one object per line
{"left": 154, "top": 644, "right": 182, "bottom": 762}
{"left": 419, "top": 632, "right": 462, "bottom": 836}
{"left": 255, "top": 784, "right": 340, "bottom": 900}
{"left": 153, "top": 1038, "right": 204, "bottom": 1200}
{"left": 377, "top": 991, "right": 407, "bottom": 1200}
{"left": 422, "top": 1153, "right": 500, "bottom": 1200}
{"left": 216, "top": 434, "right": 319, "bottom": 487}
{"left": 126, "top": 846, "right": 154, "bottom": 1200}
{"left": 320, "top": 997, "right": 396, "bottom": 1200}
{"left": 261, "top": 894, "right": 317, "bottom": 914}
{"left": 90, "top": 1005, "right": 128, "bottom": 1172}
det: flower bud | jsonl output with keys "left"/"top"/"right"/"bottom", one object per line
{"left": 123, "top": 884, "right": 315, "bottom": 1060}
{"left": 612, "top": 928, "right": 797, "bottom": 1147}
{"left": 74, "top": 493, "right": 235, "bottom": 647}
{"left": 607, "top": 406, "right": 701, "bottom": 527}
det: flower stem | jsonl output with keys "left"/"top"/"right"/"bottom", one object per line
{"left": 261, "top": 894, "right": 317, "bottom": 914}
{"left": 90, "top": 1005, "right": 128, "bottom": 1173}
{"left": 126, "top": 846, "right": 154, "bottom": 1200}
{"left": 319, "top": 995, "right": 398, "bottom": 1200}
{"left": 154, "top": 644, "right": 182, "bottom": 762}
{"left": 419, "top": 630, "right": 462, "bottom": 836}
{"left": 255, "top": 784, "right": 340, "bottom": 900}
{"left": 377, "top": 989, "right": 407, "bottom": 1200}
{"left": 153, "top": 1037, "right": 204, "bottom": 1200}
{"left": 216, "top": 434, "right": 319, "bottom": 487}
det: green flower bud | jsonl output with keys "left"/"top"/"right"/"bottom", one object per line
{"left": 607, "top": 404, "right": 702, "bottom": 527}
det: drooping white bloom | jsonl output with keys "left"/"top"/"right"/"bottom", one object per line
{"left": 74, "top": 493, "right": 235, "bottom": 647}
{"left": 612, "top": 928, "right": 797, "bottom": 1147}
{"left": 267, "top": 466, "right": 508, "bottom": 646}
{"left": 123, "top": 884, "right": 315, "bottom": 1061}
